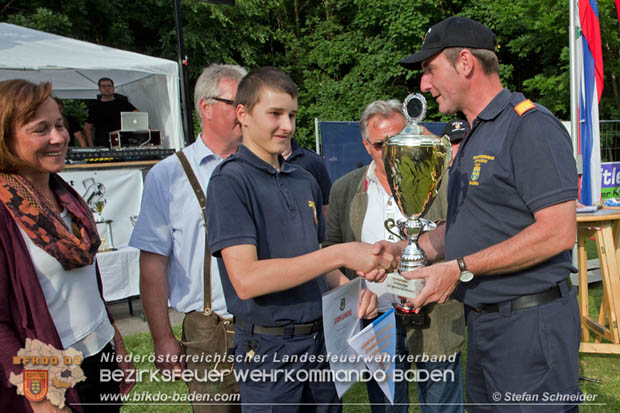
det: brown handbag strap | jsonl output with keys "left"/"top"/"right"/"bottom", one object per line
{"left": 176, "top": 151, "right": 213, "bottom": 315}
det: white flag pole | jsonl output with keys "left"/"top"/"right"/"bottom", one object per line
{"left": 569, "top": 0, "right": 580, "bottom": 163}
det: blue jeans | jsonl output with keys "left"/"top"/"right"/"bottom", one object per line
{"left": 363, "top": 318, "right": 464, "bottom": 413}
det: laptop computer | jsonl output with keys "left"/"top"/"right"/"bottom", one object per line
{"left": 121, "top": 112, "right": 149, "bottom": 131}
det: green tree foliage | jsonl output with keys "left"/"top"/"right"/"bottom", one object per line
{"left": 468, "top": 0, "right": 571, "bottom": 115}
{"left": 471, "top": 0, "right": 619, "bottom": 119}
{"left": 2, "top": 0, "right": 619, "bottom": 147}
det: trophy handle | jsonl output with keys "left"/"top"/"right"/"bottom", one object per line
{"left": 384, "top": 218, "right": 403, "bottom": 240}
{"left": 419, "top": 218, "right": 437, "bottom": 232}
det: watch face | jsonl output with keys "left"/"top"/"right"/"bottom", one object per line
{"left": 459, "top": 270, "right": 474, "bottom": 283}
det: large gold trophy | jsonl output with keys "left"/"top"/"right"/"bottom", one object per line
{"left": 383, "top": 94, "right": 451, "bottom": 307}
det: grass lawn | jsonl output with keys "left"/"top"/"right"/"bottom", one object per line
{"left": 120, "top": 283, "right": 619, "bottom": 412}
{"left": 577, "top": 282, "right": 620, "bottom": 412}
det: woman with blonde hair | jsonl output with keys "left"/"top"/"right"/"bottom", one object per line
{"left": 0, "top": 79, "right": 134, "bottom": 412}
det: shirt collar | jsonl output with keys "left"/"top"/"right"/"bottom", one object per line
{"left": 476, "top": 88, "right": 512, "bottom": 122}
{"left": 194, "top": 133, "right": 220, "bottom": 165}
{"left": 287, "top": 138, "right": 304, "bottom": 161}
{"left": 236, "top": 145, "right": 295, "bottom": 175}
{"left": 365, "top": 161, "right": 379, "bottom": 184}
{"left": 364, "top": 161, "right": 392, "bottom": 197}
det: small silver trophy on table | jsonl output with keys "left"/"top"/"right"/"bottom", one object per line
{"left": 82, "top": 178, "right": 116, "bottom": 252}
{"left": 383, "top": 93, "right": 451, "bottom": 318}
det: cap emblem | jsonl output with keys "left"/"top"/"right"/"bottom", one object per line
{"left": 422, "top": 27, "right": 432, "bottom": 46}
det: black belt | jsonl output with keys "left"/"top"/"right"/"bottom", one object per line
{"left": 472, "top": 279, "right": 572, "bottom": 313}
{"left": 236, "top": 318, "right": 322, "bottom": 336}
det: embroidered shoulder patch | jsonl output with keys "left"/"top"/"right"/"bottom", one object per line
{"left": 514, "top": 99, "right": 535, "bottom": 116}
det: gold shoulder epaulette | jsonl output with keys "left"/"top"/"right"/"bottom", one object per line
{"left": 514, "top": 99, "right": 535, "bottom": 116}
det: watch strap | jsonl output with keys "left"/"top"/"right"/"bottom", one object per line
{"left": 457, "top": 257, "right": 467, "bottom": 272}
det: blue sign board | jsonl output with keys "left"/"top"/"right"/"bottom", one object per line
{"left": 601, "top": 162, "right": 620, "bottom": 199}
{"left": 319, "top": 121, "right": 446, "bottom": 182}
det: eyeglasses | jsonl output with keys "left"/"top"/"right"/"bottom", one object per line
{"left": 366, "top": 139, "right": 387, "bottom": 151}
{"left": 207, "top": 97, "right": 235, "bottom": 106}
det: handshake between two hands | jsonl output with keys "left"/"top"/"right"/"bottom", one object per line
{"left": 348, "top": 239, "right": 403, "bottom": 283}
{"left": 348, "top": 240, "right": 459, "bottom": 311}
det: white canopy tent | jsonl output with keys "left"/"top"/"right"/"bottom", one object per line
{"left": 0, "top": 23, "right": 184, "bottom": 150}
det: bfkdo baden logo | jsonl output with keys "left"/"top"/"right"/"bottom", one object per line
{"left": 23, "top": 370, "right": 49, "bottom": 401}
{"left": 10, "top": 339, "right": 85, "bottom": 409}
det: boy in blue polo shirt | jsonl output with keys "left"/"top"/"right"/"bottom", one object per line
{"left": 206, "top": 66, "right": 393, "bottom": 411}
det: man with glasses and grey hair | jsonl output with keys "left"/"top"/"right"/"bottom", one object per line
{"left": 325, "top": 99, "right": 465, "bottom": 412}
{"left": 130, "top": 64, "right": 247, "bottom": 412}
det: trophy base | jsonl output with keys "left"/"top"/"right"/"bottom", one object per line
{"left": 95, "top": 220, "right": 116, "bottom": 252}
{"left": 394, "top": 303, "right": 426, "bottom": 327}
{"left": 385, "top": 273, "right": 425, "bottom": 299}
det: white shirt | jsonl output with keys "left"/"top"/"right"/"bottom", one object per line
{"left": 20, "top": 208, "right": 114, "bottom": 357}
{"left": 129, "top": 136, "right": 231, "bottom": 316}
{"left": 360, "top": 161, "right": 406, "bottom": 312}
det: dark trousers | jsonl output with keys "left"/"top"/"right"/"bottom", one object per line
{"left": 74, "top": 343, "right": 121, "bottom": 413}
{"left": 232, "top": 326, "right": 340, "bottom": 413}
{"left": 465, "top": 285, "right": 581, "bottom": 413}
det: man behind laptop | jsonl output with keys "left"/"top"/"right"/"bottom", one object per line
{"left": 84, "top": 77, "right": 138, "bottom": 147}
{"left": 130, "top": 64, "right": 247, "bottom": 412}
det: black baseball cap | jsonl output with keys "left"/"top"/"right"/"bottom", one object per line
{"left": 441, "top": 119, "right": 470, "bottom": 144}
{"left": 399, "top": 16, "right": 496, "bottom": 68}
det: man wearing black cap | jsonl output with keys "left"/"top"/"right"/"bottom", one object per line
{"left": 441, "top": 119, "right": 468, "bottom": 146}
{"left": 392, "top": 15, "right": 580, "bottom": 412}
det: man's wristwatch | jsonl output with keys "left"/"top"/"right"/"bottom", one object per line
{"left": 457, "top": 257, "right": 474, "bottom": 282}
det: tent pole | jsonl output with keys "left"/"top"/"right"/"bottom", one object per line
{"left": 174, "top": 0, "right": 195, "bottom": 146}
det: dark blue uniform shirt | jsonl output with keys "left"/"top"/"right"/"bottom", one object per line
{"left": 447, "top": 89, "right": 578, "bottom": 308}
{"left": 286, "top": 138, "right": 332, "bottom": 206}
{"left": 206, "top": 145, "right": 327, "bottom": 326}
